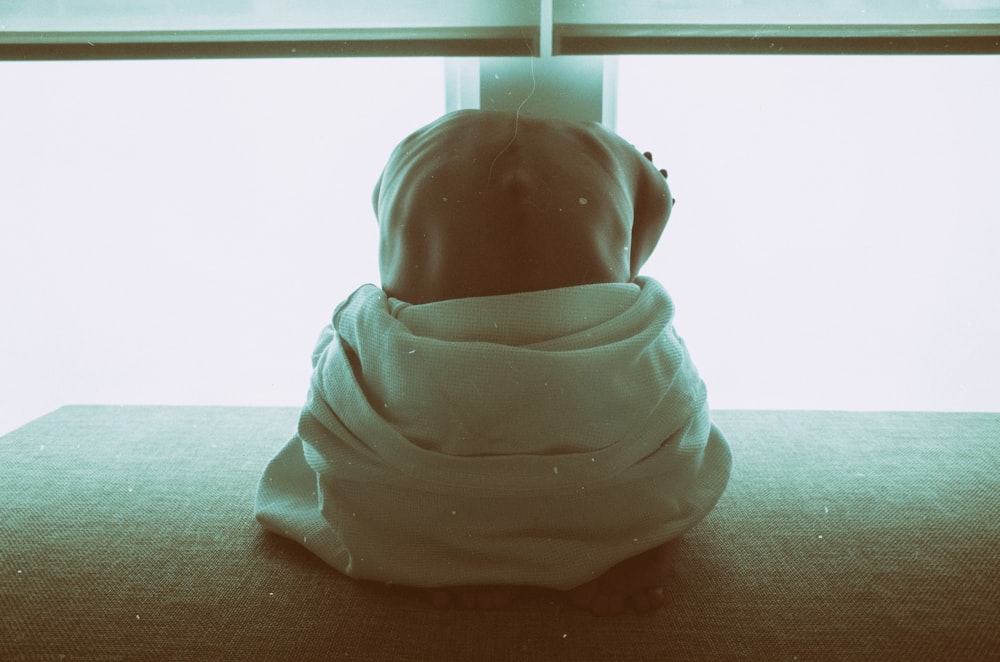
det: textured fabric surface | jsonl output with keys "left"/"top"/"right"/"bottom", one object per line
{"left": 371, "top": 109, "right": 672, "bottom": 304}
{"left": 1, "top": 406, "right": 998, "bottom": 661}
{"left": 255, "top": 276, "right": 730, "bottom": 590}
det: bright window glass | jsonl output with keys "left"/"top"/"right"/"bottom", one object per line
{"left": 0, "top": 57, "right": 445, "bottom": 434}
{"left": 617, "top": 55, "right": 1000, "bottom": 412}
{"left": 0, "top": 0, "right": 538, "bottom": 31}
{"left": 555, "top": 0, "right": 1000, "bottom": 25}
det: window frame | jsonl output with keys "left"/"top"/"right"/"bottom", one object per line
{"left": 2, "top": 0, "right": 998, "bottom": 60}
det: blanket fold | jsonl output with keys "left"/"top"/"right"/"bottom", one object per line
{"left": 255, "top": 276, "right": 731, "bottom": 590}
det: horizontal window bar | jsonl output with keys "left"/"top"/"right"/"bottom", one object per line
{"left": 0, "top": 0, "right": 541, "bottom": 59}
{"left": 0, "top": 0, "right": 540, "bottom": 31}
{"left": 554, "top": 24, "right": 1000, "bottom": 55}
{"left": 553, "top": 0, "right": 1000, "bottom": 26}
{"left": 0, "top": 28, "right": 540, "bottom": 60}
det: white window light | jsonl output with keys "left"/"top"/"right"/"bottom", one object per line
{"left": 1, "top": 0, "right": 997, "bottom": 59}
{"left": 3, "top": 1, "right": 997, "bottom": 127}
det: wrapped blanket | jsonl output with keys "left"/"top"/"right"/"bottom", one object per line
{"left": 255, "top": 275, "right": 731, "bottom": 590}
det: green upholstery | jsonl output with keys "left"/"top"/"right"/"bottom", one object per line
{"left": 2, "top": 406, "right": 997, "bottom": 660}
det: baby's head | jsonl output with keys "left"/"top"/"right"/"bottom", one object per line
{"left": 372, "top": 109, "right": 673, "bottom": 304}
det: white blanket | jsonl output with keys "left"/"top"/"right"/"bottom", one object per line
{"left": 255, "top": 276, "right": 731, "bottom": 590}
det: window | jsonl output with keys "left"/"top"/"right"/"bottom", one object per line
{"left": 0, "top": 0, "right": 539, "bottom": 58}
{"left": 554, "top": 0, "right": 1000, "bottom": 54}
{"left": 2, "top": 0, "right": 997, "bottom": 58}
{"left": 617, "top": 55, "right": 1000, "bottom": 411}
{"left": 0, "top": 57, "right": 446, "bottom": 434}
{"left": 1, "top": 3, "right": 998, "bottom": 434}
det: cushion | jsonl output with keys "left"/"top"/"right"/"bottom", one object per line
{"left": 1, "top": 406, "right": 997, "bottom": 660}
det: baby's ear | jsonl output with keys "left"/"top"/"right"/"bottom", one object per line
{"left": 629, "top": 155, "right": 672, "bottom": 278}
{"left": 371, "top": 171, "right": 384, "bottom": 221}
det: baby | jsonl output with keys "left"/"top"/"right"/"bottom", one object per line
{"left": 256, "top": 110, "right": 731, "bottom": 615}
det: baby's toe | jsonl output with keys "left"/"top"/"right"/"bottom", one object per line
{"left": 456, "top": 589, "right": 478, "bottom": 609}
{"left": 606, "top": 594, "right": 627, "bottom": 615}
{"left": 631, "top": 591, "right": 651, "bottom": 613}
{"left": 646, "top": 587, "right": 665, "bottom": 609}
{"left": 629, "top": 587, "right": 663, "bottom": 613}
{"left": 427, "top": 589, "right": 451, "bottom": 609}
{"left": 589, "top": 593, "right": 627, "bottom": 616}
{"left": 589, "top": 594, "right": 611, "bottom": 615}
{"left": 475, "top": 588, "right": 498, "bottom": 609}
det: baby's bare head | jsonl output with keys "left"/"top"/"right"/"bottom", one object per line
{"left": 372, "top": 110, "right": 673, "bottom": 304}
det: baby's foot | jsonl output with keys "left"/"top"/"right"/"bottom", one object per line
{"left": 567, "top": 544, "right": 670, "bottom": 615}
{"left": 425, "top": 585, "right": 521, "bottom": 610}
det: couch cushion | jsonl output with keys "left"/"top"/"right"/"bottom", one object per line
{"left": 1, "top": 406, "right": 997, "bottom": 660}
